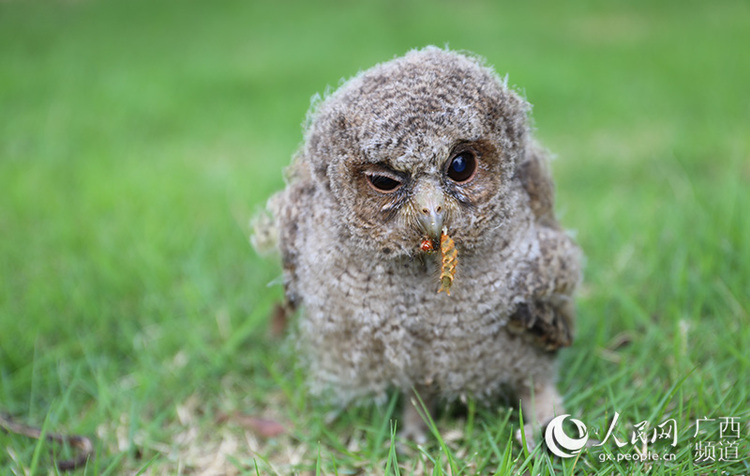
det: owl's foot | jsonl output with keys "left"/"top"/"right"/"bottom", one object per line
{"left": 516, "top": 381, "right": 564, "bottom": 452}
{"left": 399, "top": 402, "right": 428, "bottom": 445}
{"left": 397, "top": 388, "right": 435, "bottom": 446}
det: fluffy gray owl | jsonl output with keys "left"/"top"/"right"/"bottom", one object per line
{"left": 253, "top": 46, "right": 581, "bottom": 443}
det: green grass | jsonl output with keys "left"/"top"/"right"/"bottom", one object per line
{"left": 1, "top": 0, "right": 748, "bottom": 474}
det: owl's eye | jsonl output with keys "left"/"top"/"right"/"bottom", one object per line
{"left": 446, "top": 151, "right": 477, "bottom": 183}
{"left": 366, "top": 172, "right": 403, "bottom": 193}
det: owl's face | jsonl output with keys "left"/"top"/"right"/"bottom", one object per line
{"left": 302, "top": 48, "right": 530, "bottom": 258}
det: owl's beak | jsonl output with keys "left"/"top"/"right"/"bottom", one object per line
{"left": 415, "top": 181, "right": 445, "bottom": 240}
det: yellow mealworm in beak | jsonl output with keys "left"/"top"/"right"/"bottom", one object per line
{"left": 437, "top": 227, "right": 457, "bottom": 295}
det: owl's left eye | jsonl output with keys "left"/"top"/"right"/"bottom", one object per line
{"left": 446, "top": 151, "right": 477, "bottom": 183}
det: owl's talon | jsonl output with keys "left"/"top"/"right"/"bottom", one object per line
{"left": 518, "top": 381, "right": 564, "bottom": 453}
{"left": 397, "top": 389, "right": 434, "bottom": 446}
{"left": 516, "top": 424, "right": 540, "bottom": 453}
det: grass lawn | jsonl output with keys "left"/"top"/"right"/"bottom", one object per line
{"left": 1, "top": 0, "right": 748, "bottom": 474}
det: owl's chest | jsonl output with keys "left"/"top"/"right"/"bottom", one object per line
{"left": 325, "top": 250, "right": 516, "bottom": 336}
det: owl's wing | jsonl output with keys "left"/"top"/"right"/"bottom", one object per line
{"left": 508, "top": 298, "right": 575, "bottom": 351}
{"left": 508, "top": 144, "right": 580, "bottom": 351}
{"left": 516, "top": 141, "right": 559, "bottom": 229}
{"left": 261, "top": 159, "right": 316, "bottom": 313}
{"left": 250, "top": 157, "right": 314, "bottom": 326}
{"left": 507, "top": 228, "right": 580, "bottom": 351}
{"left": 250, "top": 192, "right": 298, "bottom": 335}
{"left": 250, "top": 185, "right": 300, "bottom": 334}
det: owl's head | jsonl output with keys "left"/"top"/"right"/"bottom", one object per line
{"left": 301, "top": 47, "right": 532, "bottom": 258}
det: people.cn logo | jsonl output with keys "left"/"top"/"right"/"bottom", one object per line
{"left": 544, "top": 414, "right": 589, "bottom": 458}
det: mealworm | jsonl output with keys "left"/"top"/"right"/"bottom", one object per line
{"left": 437, "top": 227, "right": 457, "bottom": 295}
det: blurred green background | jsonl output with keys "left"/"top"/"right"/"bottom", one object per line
{"left": 1, "top": 0, "right": 748, "bottom": 473}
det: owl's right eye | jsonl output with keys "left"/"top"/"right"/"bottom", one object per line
{"left": 366, "top": 173, "right": 403, "bottom": 193}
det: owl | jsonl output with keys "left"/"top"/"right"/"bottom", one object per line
{"left": 253, "top": 46, "right": 581, "bottom": 444}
